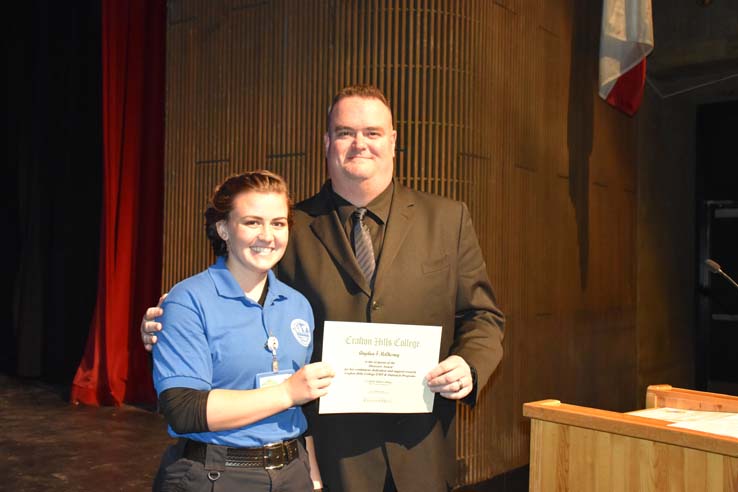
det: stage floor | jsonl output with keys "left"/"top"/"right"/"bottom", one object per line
{"left": 1, "top": 373, "right": 528, "bottom": 491}
{"left": 1, "top": 373, "right": 175, "bottom": 491}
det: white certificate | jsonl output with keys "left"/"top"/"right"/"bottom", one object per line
{"left": 319, "top": 321, "right": 442, "bottom": 414}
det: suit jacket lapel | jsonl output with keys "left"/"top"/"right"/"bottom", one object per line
{"left": 307, "top": 185, "right": 372, "bottom": 295}
{"left": 374, "top": 180, "right": 415, "bottom": 293}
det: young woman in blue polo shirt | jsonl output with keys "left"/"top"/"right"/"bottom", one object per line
{"left": 152, "top": 170, "right": 334, "bottom": 492}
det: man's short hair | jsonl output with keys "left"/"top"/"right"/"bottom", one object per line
{"left": 326, "top": 84, "right": 393, "bottom": 130}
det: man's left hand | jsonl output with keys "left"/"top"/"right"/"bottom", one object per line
{"left": 425, "top": 355, "right": 472, "bottom": 400}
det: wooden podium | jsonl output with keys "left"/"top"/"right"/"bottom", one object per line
{"left": 523, "top": 385, "right": 738, "bottom": 491}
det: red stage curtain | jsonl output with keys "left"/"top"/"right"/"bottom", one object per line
{"left": 71, "top": 0, "right": 165, "bottom": 406}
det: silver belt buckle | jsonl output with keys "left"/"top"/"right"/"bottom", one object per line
{"left": 263, "top": 441, "right": 285, "bottom": 470}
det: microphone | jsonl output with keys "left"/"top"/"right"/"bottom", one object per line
{"left": 705, "top": 259, "right": 738, "bottom": 291}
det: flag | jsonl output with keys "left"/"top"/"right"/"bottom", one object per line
{"left": 598, "top": 0, "right": 654, "bottom": 116}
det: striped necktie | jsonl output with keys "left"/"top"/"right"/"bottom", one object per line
{"left": 352, "top": 207, "right": 376, "bottom": 283}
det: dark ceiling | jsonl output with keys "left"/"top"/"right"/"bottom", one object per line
{"left": 648, "top": 0, "right": 737, "bottom": 101}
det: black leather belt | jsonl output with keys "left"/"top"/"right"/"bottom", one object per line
{"left": 183, "top": 438, "right": 300, "bottom": 469}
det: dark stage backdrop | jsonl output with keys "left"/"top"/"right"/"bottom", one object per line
{"left": 7, "top": 0, "right": 165, "bottom": 407}
{"left": 7, "top": 1, "right": 103, "bottom": 384}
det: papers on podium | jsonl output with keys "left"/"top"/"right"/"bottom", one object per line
{"left": 318, "top": 321, "right": 442, "bottom": 414}
{"left": 628, "top": 407, "right": 738, "bottom": 439}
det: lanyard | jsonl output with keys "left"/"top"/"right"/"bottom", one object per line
{"left": 256, "top": 281, "right": 279, "bottom": 372}
{"left": 266, "top": 335, "right": 279, "bottom": 372}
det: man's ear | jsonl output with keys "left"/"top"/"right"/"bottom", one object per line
{"left": 323, "top": 132, "right": 330, "bottom": 155}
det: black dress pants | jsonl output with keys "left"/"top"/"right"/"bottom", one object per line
{"left": 153, "top": 439, "right": 313, "bottom": 492}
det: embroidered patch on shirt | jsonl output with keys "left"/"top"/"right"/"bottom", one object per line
{"left": 291, "top": 318, "right": 311, "bottom": 347}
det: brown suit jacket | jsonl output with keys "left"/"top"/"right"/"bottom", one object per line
{"left": 277, "top": 179, "right": 504, "bottom": 492}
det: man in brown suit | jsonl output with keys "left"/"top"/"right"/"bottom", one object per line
{"left": 142, "top": 85, "right": 504, "bottom": 492}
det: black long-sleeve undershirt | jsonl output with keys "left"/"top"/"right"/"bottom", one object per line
{"left": 158, "top": 387, "right": 210, "bottom": 434}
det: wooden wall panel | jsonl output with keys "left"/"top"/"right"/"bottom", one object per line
{"left": 635, "top": 87, "right": 696, "bottom": 402}
{"left": 163, "top": 0, "right": 641, "bottom": 484}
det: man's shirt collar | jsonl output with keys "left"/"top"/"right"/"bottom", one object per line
{"left": 330, "top": 180, "right": 393, "bottom": 226}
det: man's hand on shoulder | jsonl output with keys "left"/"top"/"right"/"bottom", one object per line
{"left": 141, "top": 293, "right": 167, "bottom": 352}
{"left": 425, "top": 355, "right": 473, "bottom": 400}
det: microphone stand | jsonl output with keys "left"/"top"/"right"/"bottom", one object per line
{"left": 705, "top": 259, "right": 738, "bottom": 292}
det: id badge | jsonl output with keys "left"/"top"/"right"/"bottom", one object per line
{"left": 256, "top": 369, "right": 294, "bottom": 388}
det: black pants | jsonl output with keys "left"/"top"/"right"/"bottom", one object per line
{"left": 152, "top": 439, "right": 313, "bottom": 492}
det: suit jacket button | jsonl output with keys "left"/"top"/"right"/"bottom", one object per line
{"left": 371, "top": 301, "right": 382, "bottom": 310}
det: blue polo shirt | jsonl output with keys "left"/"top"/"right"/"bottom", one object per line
{"left": 153, "top": 256, "right": 314, "bottom": 447}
